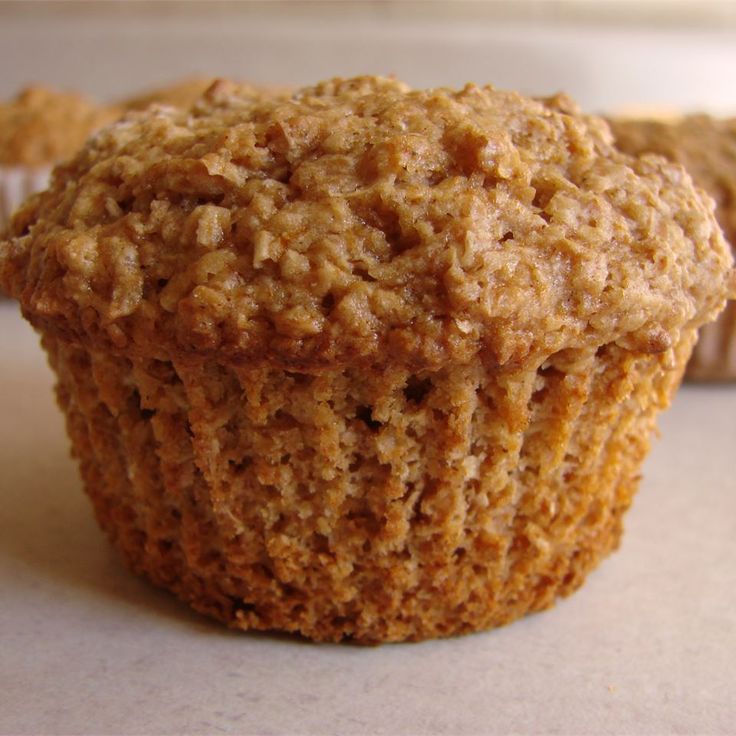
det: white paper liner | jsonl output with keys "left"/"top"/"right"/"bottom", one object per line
{"left": 0, "top": 165, "right": 53, "bottom": 231}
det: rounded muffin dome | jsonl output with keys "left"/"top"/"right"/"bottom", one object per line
{"left": 2, "top": 76, "right": 731, "bottom": 370}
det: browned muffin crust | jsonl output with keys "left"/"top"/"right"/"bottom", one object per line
{"left": 0, "top": 86, "right": 119, "bottom": 167}
{"left": 2, "top": 77, "right": 731, "bottom": 371}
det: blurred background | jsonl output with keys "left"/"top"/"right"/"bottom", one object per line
{"left": 1, "top": 0, "right": 736, "bottom": 115}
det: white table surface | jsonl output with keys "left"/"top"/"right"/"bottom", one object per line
{"left": 1, "top": 300, "right": 734, "bottom": 736}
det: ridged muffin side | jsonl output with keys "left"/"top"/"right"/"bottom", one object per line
{"left": 44, "top": 334, "right": 694, "bottom": 642}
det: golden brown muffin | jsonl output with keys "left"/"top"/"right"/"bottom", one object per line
{"left": 610, "top": 115, "right": 736, "bottom": 380}
{"left": 119, "top": 77, "right": 217, "bottom": 112}
{"left": 119, "top": 77, "right": 290, "bottom": 112}
{"left": 2, "top": 77, "right": 733, "bottom": 643}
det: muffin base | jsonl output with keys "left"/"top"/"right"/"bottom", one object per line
{"left": 43, "top": 332, "right": 694, "bottom": 643}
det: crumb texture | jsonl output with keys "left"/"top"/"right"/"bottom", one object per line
{"left": 2, "top": 77, "right": 732, "bottom": 370}
{"left": 46, "top": 332, "right": 694, "bottom": 642}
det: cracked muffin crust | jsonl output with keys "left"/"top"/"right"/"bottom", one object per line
{"left": 610, "top": 114, "right": 736, "bottom": 380}
{"left": 2, "top": 77, "right": 733, "bottom": 642}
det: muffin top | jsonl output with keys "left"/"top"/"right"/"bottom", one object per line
{"left": 609, "top": 114, "right": 736, "bottom": 247}
{"left": 0, "top": 86, "right": 119, "bottom": 167}
{"left": 1, "top": 77, "right": 733, "bottom": 370}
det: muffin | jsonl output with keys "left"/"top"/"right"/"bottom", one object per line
{"left": 610, "top": 115, "right": 736, "bottom": 380}
{"left": 119, "top": 77, "right": 290, "bottom": 112}
{"left": 1, "top": 77, "right": 732, "bottom": 643}
{"left": 119, "top": 77, "right": 217, "bottom": 112}
{"left": 0, "top": 86, "right": 118, "bottom": 233}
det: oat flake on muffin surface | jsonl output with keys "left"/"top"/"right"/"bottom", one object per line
{"left": 1, "top": 77, "right": 733, "bottom": 642}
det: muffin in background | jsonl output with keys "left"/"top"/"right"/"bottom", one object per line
{"left": 119, "top": 77, "right": 291, "bottom": 112}
{"left": 0, "top": 86, "right": 119, "bottom": 233}
{"left": 118, "top": 77, "right": 216, "bottom": 111}
{"left": 1, "top": 77, "right": 733, "bottom": 643}
{"left": 610, "top": 114, "right": 736, "bottom": 380}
